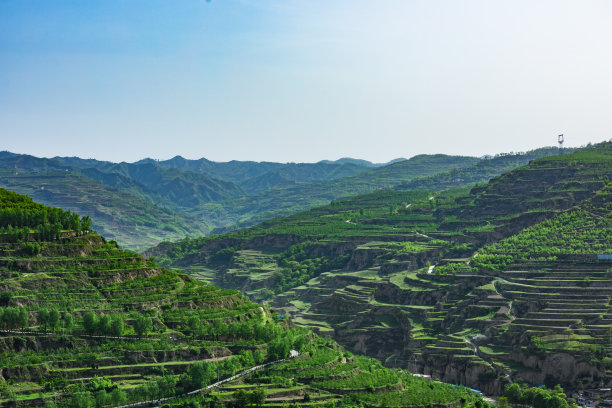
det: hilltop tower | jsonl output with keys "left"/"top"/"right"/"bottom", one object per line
{"left": 558, "top": 134, "right": 564, "bottom": 152}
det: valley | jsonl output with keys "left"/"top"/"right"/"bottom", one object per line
{"left": 0, "top": 188, "right": 491, "bottom": 407}
{"left": 0, "top": 148, "right": 563, "bottom": 251}
{"left": 150, "top": 143, "right": 612, "bottom": 397}
{"left": 0, "top": 143, "right": 608, "bottom": 407}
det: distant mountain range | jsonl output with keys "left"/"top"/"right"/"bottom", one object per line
{"left": 0, "top": 148, "right": 565, "bottom": 250}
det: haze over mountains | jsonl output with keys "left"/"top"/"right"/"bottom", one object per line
{"left": 0, "top": 147, "right": 566, "bottom": 250}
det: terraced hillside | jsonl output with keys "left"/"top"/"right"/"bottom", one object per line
{"left": 149, "top": 142, "right": 612, "bottom": 394}
{"left": 1, "top": 152, "right": 477, "bottom": 250}
{"left": 2, "top": 148, "right": 562, "bottom": 251}
{"left": 0, "top": 189, "right": 488, "bottom": 407}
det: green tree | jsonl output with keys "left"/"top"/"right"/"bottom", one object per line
{"left": 254, "top": 349, "right": 265, "bottom": 365}
{"left": 17, "top": 307, "right": 28, "bottom": 329}
{"left": 71, "top": 391, "right": 94, "bottom": 408}
{"left": 188, "top": 361, "right": 216, "bottom": 389}
{"left": 249, "top": 388, "right": 267, "bottom": 407}
{"left": 38, "top": 308, "right": 49, "bottom": 330}
{"left": 81, "top": 216, "right": 92, "bottom": 234}
{"left": 109, "top": 388, "right": 127, "bottom": 406}
{"left": 64, "top": 313, "right": 74, "bottom": 332}
{"left": 110, "top": 315, "right": 124, "bottom": 337}
{"left": 95, "top": 390, "right": 108, "bottom": 408}
{"left": 134, "top": 314, "right": 153, "bottom": 336}
{"left": 83, "top": 311, "right": 97, "bottom": 334}
{"left": 97, "top": 314, "right": 111, "bottom": 335}
{"left": 48, "top": 309, "right": 60, "bottom": 332}
{"left": 188, "top": 316, "right": 200, "bottom": 339}
{"left": 233, "top": 389, "right": 249, "bottom": 407}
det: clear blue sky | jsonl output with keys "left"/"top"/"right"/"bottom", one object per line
{"left": 1, "top": 0, "right": 611, "bottom": 162}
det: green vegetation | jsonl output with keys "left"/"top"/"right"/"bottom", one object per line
{"left": 1, "top": 147, "right": 563, "bottom": 251}
{"left": 0, "top": 170, "right": 209, "bottom": 251}
{"left": 0, "top": 190, "right": 487, "bottom": 407}
{"left": 151, "top": 142, "right": 612, "bottom": 397}
{"left": 504, "top": 383, "right": 570, "bottom": 408}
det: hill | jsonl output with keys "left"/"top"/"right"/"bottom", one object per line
{"left": 147, "top": 142, "right": 612, "bottom": 394}
{"left": 0, "top": 168, "right": 208, "bottom": 252}
{"left": 51, "top": 158, "right": 246, "bottom": 208}
{"left": 395, "top": 147, "right": 569, "bottom": 192}
{"left": 0, "top": 152, "right": 480, "bottom": 250}
{"left": 198, "top": 154, "right": 481, "bottom": 233}
{"left": 0, "top": 188, "right": 489, "bottom": 407}
{"left": 1, "top": 147, "right": 567, "bottom": 252}
{"left": 238, "top": 162, "right": 373, "bottom": 195}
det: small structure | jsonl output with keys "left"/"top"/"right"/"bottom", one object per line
{"left": 558, "top": 134, "right": 565, "bottom": 151}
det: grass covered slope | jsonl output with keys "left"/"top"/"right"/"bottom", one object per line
{"left": 0, "top": 190, "right": 487, "bottom": 407}
{"left": 148, "top": 142, "right": 612, "bottom": 394}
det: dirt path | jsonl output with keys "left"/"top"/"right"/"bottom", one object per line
{"left": 115, "top": 353, "right": 300, "bottom": 408}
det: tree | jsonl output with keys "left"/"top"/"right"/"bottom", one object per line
{"left": 253, "top": 349, "right": 265, "bottom": 365}
{"left": 0, "top": 292, "right": 11, "bottom": 307}
{"left": 38, "top": 308, "right": 49, "bottom": 330}
{"left": 110, "top": 315, "right": 124, "bottom": 337}
{"left": 268, "top": 337, "right": 290, "bottom": 361}
{"left": 505, "top": 383, "right": 523, "bottom": 403}
{"left": 71, "top": 391, "right": 94, "bottom": 408}
{"left": 249, "top": 388, "right": 266, "bottom": 407}
{"left": 48, "top": 309, "right": 60, "bottom": 332}
{"left": 83, "top": 311, "right": 97, "bottom": 334}
{"left": 134, "top": 314, "right": 153, "bottom": 336}
{"left": 64, "top": 313, "right": 74, "bottom": 332}
{"left": 17, "top": 307, "right": 28, "bottom": 329}
{"left": 189, "top": 361, "right": 216, "bottom": 389}
{"left": 95, "top": 390, "right": 108, "bottom": 408}
{"left": 233, "top": 390, "right": 249, "bottom": 407}
{"left": 81, "top": 216, "right": 92, "bottom": 234}
{"left": 109, "top": 388, "right": 127, "bottom": 406}
{"left": 188, "top": 316, "right": 200, "bottom": 339}
{"left": 156, "top": 375, "right": 177, "bottom": 398}
{"left": 97, "top": 314, "right": 111, "bottom": 335}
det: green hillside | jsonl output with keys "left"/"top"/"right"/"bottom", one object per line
{"left": 149, "top": 142, "right": 612, "bottom": 395}
{"left": 2, "top": 149, "right": 562, "bottom": 252}
{"left": 395, "top": 147, "right": 570, "bottom": 192}
{"left": 0, "top": 170, "right": 209, "bottom": 252}
{"left": 238, "top": 162, "right": 372, "bottom": 195}
{"left": 54, "top": 160, "right": 246, "bottom": 208}
{"left": 199, "top": 154, "right": 481, "bottom": 233}
{"left": 0, "top": 188, "right": 489, "bottom": 407}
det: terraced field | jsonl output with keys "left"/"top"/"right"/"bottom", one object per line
{"left": 0, "top": 189, "right": 487, "bottom": 407}
{"left": 149, "top": 142, "right": 612, "bottom": 395}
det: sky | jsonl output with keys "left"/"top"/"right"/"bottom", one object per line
{"left": 1, "top": 0, "right": 611, "bottom": 163}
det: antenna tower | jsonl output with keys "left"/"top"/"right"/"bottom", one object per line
{"left": 558, "top": 134, "right": 564, "bottom": 151}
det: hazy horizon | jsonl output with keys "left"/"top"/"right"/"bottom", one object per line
{"left": 3, "top": 143, "right": 587, "bottom": 166}
{"left": 2, "top": 1, "right": 611, "bottom": 162}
